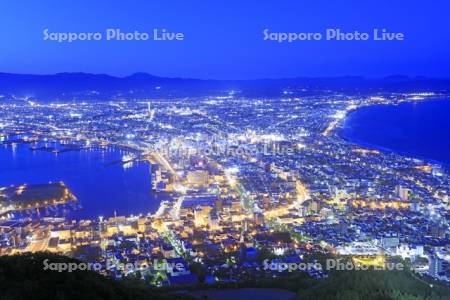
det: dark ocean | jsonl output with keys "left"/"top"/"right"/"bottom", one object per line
{"left": 341, "top": 98, "right": 450, "bottom": 165}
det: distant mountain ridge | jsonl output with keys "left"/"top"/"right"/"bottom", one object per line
{"left": 0, "top": 72, "right": 449, "bottom": 100}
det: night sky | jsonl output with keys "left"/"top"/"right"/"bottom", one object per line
{"left": 1, "top": 0, "right": 449, "bottom": 79}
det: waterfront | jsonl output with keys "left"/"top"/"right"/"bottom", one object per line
{"left": 341, "top": 98, "right": 450, "bottom": 165}
{"left": 0, "top": 142, "right": 160, "bottom": 220}
{"left": 1, "top": 95, "right": 449, "bottom": 285}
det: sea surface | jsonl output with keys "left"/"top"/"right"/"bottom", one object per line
{"left": 341, "top": 98, "right": 450, "bottom": 165}
{"left": 0, "top": 142, "right": 161, "bottom": 220}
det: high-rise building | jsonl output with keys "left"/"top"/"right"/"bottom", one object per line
{"left": 396, "top": 185, "right": 411, "bottom": 201}
{"left": 151, "top": 164, "right": 162, "bottom": 191}
{"left": 253, "top": 212, "right": 264, "bottom": 225}
{"left": 428, "top": 254, "right": 444, "bottom": 278}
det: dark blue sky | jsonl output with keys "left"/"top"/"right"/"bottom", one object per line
{"left": 0, "top": 0, "right": 449, "bottom": 79}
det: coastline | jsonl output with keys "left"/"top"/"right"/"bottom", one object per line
{"left": 337, "top": 97, "right": 450, "bottom": 168}
{"left": 0, "top": 142, "right": 161, "bottom": 221}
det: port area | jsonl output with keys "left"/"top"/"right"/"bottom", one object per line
{"left": 0, "top": 182, "right": 77, "bottom": 216}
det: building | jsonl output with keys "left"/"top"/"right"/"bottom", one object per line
{"left": 396, "top": 244, "right": 424, "bottom": 259}
{"left": 179, "top": 194, "right": 217, "bottom": 219}
{"left": 396, "top": 185, "right": 411, "bottom": 201}
{"left": 381, "top": 234, "right": 400, "bottom": 250}
{"left": 186, "top": 170, "right": 209, "bottom": 188}
{"left": 429, "top": 254, "right": 445, "bottom": 278}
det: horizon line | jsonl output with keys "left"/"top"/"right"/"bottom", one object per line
{"left": 1, "top": 71, "right": 449, "bottom": 82}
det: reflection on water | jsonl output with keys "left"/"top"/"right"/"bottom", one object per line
{"left": 0, "top": 141, "right": 161, "bottom": 220}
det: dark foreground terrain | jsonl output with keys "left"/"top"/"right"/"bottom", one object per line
{"left": 0, "top": 253, "right": 449, "bottom": 300}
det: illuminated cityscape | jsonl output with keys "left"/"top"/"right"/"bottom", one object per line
{"left": 1, "top": 1, "right": 450, "bottom": 299}
{"left": 0, "top": 92, "right": 449, "bottom": 289}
